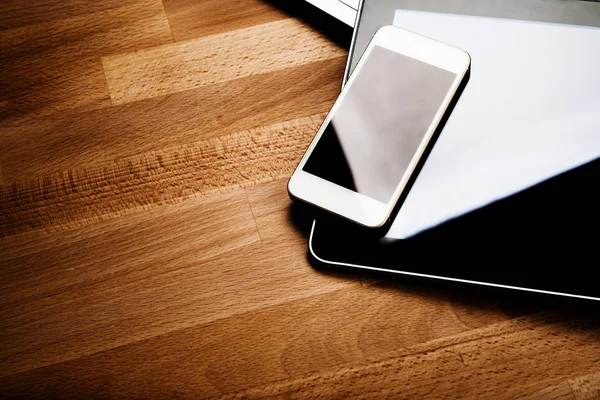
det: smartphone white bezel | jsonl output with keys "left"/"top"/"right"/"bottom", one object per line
{"left": 288, "top": 25, "right": 471, "bottom": 228}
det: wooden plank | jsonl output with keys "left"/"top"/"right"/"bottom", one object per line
{"left": 0, "top": 56, "right": 111, "bottom": 125}
{"left": 0, "top": 279, "right": 531, "bottom": 398}
{"left": 0, "top": 0, "right": 173, "bottom": 123}
{"left": 0, "top": 190, "right": 258, "bottom": 307}
{"left": 0, "top": 0, "right": 144, "bottom": 31}
{"left": 102, "top": 18, "right": 345, "bottom": 105}
{"left": 162, "top": 0, "right": 289, "bottom": 41}
{"left": 0, "top": 114, "right": 324, "bottom": 239}
{"left": 0, "top": 0, "right": 172, "bottom": 65}
{"left": 0, "top": 189, "right": 256, "bottom": 376}
{"left": 0, "top": 56, "right": 345, "bottom": 184}
{"left": 570, "top": 372, "right": 600, "bottom": 400}
{"left": 0, "top": 187, "right": 355, "bottom": 378}
{"left": 222, "top": 313, "right": 600, "bottom": 399}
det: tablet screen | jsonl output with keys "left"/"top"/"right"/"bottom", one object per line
{"left": 383, "top": 10, "right": 600, "bottom": 239}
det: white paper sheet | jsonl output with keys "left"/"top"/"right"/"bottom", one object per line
{"left": 387, "top": 10, "right": 600, "bottom": 239}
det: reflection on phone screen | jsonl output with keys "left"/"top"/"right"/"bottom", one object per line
{"left": 303, "top": 45, "right": 457, "bottom": 204}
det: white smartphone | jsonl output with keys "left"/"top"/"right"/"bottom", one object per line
{"left": 288, "top": 25, "right": 470, "bottom": 229}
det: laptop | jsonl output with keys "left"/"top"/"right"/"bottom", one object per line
{"left": 305, "top": 0, "right": 359, "bottom": 26}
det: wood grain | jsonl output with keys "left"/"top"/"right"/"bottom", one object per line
{"left": 0, "top": 0, "right": 147, "bottom": 31}
{"left": 0, "top": 273, "right": 534, "bottom": 399}
{"left": 0, "top": 56, "right": 345, "bottom": 184}
{"left": 0, "top": 0, "right": 172, "bottom": 63}
{"left": 0, "top": 160, "right": 4, "bottom": 186}
{"left": 246, "top": 178, "right": 303, "bottom": 244}
{"left": 102, "top": 18, "right": 345, "bottom": 105}
{"left": 0, "top": 114, "right": 324, "bottom": 239}
{"left": 162, "top": 0, "right": 288, "bottom": 41}
{"left": 0, "top": 0, "right": 173, "bottom": 123}
{"left": 521, "top": 381, "right": 577, "bottom": 400}
{"left": 225, "top": 313, "right": 600, "bottom": 399}
{"left": 0, "top": 54, "right": 111, "bottom": 124}
{"left": 0, "top": 187, "right": 357, "bottom": 378}
{"left": 570, "top": 372, "right": 600, "bottom": 400}
{"left": 1, "top": 0, "right": 599, "bottom": 398}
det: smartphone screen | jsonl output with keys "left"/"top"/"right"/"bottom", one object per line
{"left": 302, "top": 45, "right": 457, "bottom": 204}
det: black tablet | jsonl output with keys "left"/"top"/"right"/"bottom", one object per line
{"left": 309, "top": 0, "right": 600, "bottom": 301}
{"left": 310, "top": 156, "right": 600, "bottom": 301}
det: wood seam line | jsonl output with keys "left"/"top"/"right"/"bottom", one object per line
{"left": 158, "top": 0, "right": 176, "bottom": 43}
{"left": 245, "top": 188, "right": 263, "bottom": 244}
{"left": 100, "top": 59, "right": 117, "bottom": 107}
{"left": 0, "top": 160, "right": 4, "bottom": 186}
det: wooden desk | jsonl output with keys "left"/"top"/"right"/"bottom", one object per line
{"left": 1, "top": 1, "right": 599, "bottom": 398}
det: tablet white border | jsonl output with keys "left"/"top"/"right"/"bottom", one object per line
{"left": 309, "top": 220, "right": 600, "bottom": 302}
{"left": 304, "top": 0, "right": 358, "bottom": 26}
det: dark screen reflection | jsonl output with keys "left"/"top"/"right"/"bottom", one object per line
{"left": 302, "top": 122, "right": 357, "bottom": 193}
{"left": 303, "top": 45, "right": 457, "bottom": 203}
{"left": 310, "top": 156, "right": 600, "bottom": 299}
